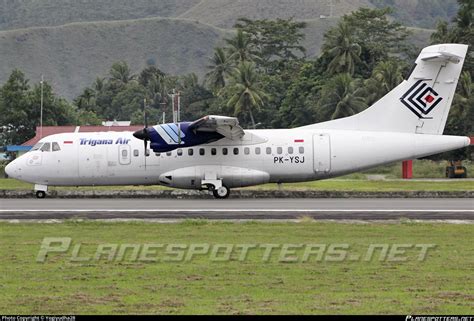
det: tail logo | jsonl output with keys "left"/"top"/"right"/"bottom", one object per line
{"left": 400, "top": 80, "right": 443, "bottom": 118}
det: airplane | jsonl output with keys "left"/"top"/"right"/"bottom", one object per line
{"left": 5, "top": 43, "right": 472, "bottom": 199}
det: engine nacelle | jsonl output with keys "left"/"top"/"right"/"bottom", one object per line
{"left": 158, "top": 166, "right": 270, "bottom": 189}
{"left": 148, "top": 122, "right": 223, "bottom": 153}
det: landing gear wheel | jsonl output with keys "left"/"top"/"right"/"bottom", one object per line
{"left": 212, "top": 185, "right": 230, "bottom": 199}
{"left": 36, "top": 190, "right": 46, "bottom": 199}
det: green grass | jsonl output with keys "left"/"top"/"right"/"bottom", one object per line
{"left": 0, "top": 221, "right": 473, "bottom": 314}
{"left": 248, "top": 180, "right": 474, "bottom": 191}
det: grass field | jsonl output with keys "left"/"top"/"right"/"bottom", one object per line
{"left": 0, "top": 221, "right": 473, "bottom": 314}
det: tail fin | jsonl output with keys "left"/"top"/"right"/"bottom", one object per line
{"left": 305, "top": 44, "right": 468, "bottom": 134}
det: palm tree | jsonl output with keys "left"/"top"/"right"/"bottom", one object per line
{"left": 225, "top": 62, "right": 269, "bottom": 128}
{"left": 453, "top": 71, "right": 472, "bottom": 116}
{"left": 75, "top": 87, "right": 96, "bottom": 111}
{"left": 322, "top": 22, "right": 362, "bottom": 75}
{"left": 445, "top": 71, "right": 473, "bottom": 139}
{"left": 93, "top": 77, "right": 105, "bottom": 93}
{"left": 372, "top": 60, "right": 403, "bottom": 92}
{"left": 205, "top": 47, "right": 233, "bottom": 91}
{"left": 225, "top": 30, "right": 261, "bottom": 64}
{"left": 318, "top": 73, "right": 367, "bottom": 120}
{"left": 109, "top": 61, "right": 136, "bottom": 87}
{"left": 363, "top": 59, "right": 404, "bottom": 104}
{"left": 430, "top": 20, "right": 457, "bottom": 44}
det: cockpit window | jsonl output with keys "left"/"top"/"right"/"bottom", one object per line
{"left": 40, "top": 142, "right": 51, "bottom": 152}
{"left": 52, "top": 142, "right": 61, "bottom": 151}
{"left": 31, "top": 143, "right": 43, "bottom": 151}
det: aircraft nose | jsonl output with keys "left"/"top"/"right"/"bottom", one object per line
{"left": 5, "top": 160, "right": 17, "bottom": 178}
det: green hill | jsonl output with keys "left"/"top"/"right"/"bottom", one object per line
{"left": 178, "top": 0, "right": 374, "bottom": 28}
{"left": 0, "top": 0, "right": 200, "bottom": 30}
{"left": 0, "top": 17, "right": 230, "bottom": 99}
{"left": 0, "top": 0, "right": 440, "bottom": 101}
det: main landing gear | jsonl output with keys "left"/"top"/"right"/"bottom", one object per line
{"left": 201, "top": 178, "right": 230, "bottom": 199}
{"left": 212, "top": 185, "right": 230, "bottom": 199}
{"left": 34, "top": 184, "right": 48, "bottom": 199}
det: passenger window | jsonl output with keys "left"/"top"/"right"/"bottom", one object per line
{"left": 166, "top": 151, "right": 172, "bottom": 156}
{"left": 40, "top": 143, "right": 51, "bottom": 152}
{"left": 222, "top": 148, "right": 228, "bottom": 155}
{"left": 199, "top": 148, "right": 205, "bottom": 156}
{"left": 188, "top": 149, "right": 193, "bottom": 156}
{"left": 145, "top": 149, "right": 150, "bottom": 157}
{"left": 133, "top": 149, "right": 139, "bottom": 157}
{"left": 233, "top": 148, "right": 239, "bottom": 155}
{"left": 121, "top": 149, "right": 128, "bottom": 157}
{"left": 277, "top": 147, "right": 283, "bottom": 154}
{"left": 211, "top": 148, "right": 216, "bottom": 155}
{"left": 177, "top": 149, "right": 183, "bottom": 156}
{"left": 299, "top": 146, "right": 304, "bottom": 154}
{"left": 266, "top": 147, "right": 271, "bottom": 155}
{"left": 52, "top": 142, "right": 61, "bottom": 152}
{"left": 155, "top": 153, "right": 161, "bottom": 157}
{"left": 288, "top": 147, "right": 293, "bottom": 154}
{"left": 244, "top": 147, "right": 250, "bottom": 155}
{"left": 255, "top": 147, "right": 261, "bottom": 155}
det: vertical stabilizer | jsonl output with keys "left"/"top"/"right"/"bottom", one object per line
{"left": 304, "top": 44, "right": 468, "bottom": 134}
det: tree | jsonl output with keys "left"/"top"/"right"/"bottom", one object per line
{"left": 430, "top": 20, "right": 457, "bottom": 44}
{"left": 0, "top": 70, "right": 75, "bottom": 146}
{"left": 74, "top": 87, "right": 96, "bottom": 111}
{"left": 110, "top": 82, "right": 146, "bottom": 122}
{"left": 109, "top": 61, "right": 136, "bottom": 87}
{"left": 138, "top": 66, "right": 165, "bottom": 88}
{"left": 234, "top": 18, "right": 307, "bottom": 69}
{"left": 322, "top": 8, "right": 412, "bottom": 77}
{"left": 430, "top": 0, "right": 474, "bottom": 78}
{"left": 442, "top": 71, "right": 474, "bottom": 159}
{"left": 276, "top": 62, "right": 323, "bottom": 128}
{"left": 205, "top": 47, "right": 233, "bottom": 91}
{"left": 225, "top": 62, "right": 269, "bottom": 128}
{"left": 0, "top": 70, "right": 31, "bottom": 145}
{"left": 225, "top": 30, "right": 261, "bottom": 64}
{"left": 363, "top": 59, "right": 405, "bottom": 105}
{"left": 321, "top": 22, "right": 362, "bottom": 75}
{"left": 317, "top": 74, "right": 367, "bottom": 120}
{"left": 76, "top": 110, "right": 102, "bottom": 125}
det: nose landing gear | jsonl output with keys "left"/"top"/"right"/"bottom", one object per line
{"left": 36, "top": 190, "right": 46, "bottom": 199}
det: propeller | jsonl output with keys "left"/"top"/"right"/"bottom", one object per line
{"left": 133, "top": 98, "right": 150, "bottom": 169}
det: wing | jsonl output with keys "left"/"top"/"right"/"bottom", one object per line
{"left": 188, "top": 115, "right": 245, "bottom": 140}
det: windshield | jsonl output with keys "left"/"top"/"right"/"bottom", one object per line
{"left": 30, "top": 143, "right": 43, "bottom": 151}
{"left": 40, "top": 142, "right": 51, "bottom": 152}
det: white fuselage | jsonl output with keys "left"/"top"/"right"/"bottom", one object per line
{"left": 6, "top": 128, "right": 470, "bottom": 189}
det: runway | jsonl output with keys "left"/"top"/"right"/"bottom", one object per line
{"left": 0, "top": 198, "right": 473, "bottom": 220}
